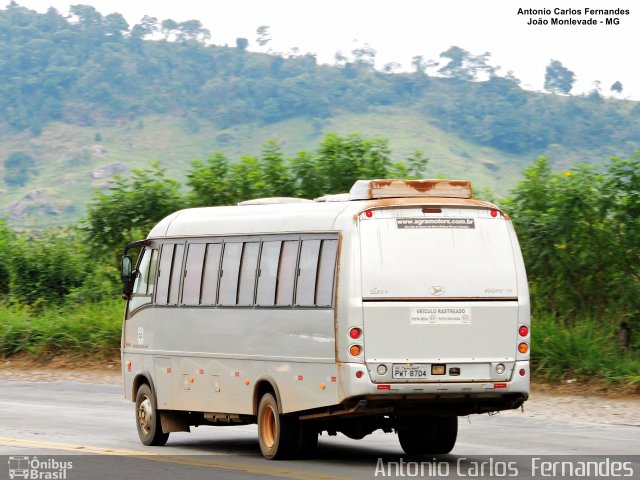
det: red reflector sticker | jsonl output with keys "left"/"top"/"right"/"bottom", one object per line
{"left": 494, "top": 383, "right": 507, "bottom": 389}
{"left": 331, "top": 376, "right": 337, "bottom": 382}
{"left": 377, "top": 384, "right": 391, "bottom": 390}
{"left": 297, "top": 375, "right": 304, "bottom": 381}
{"left": 199, "top": 369, "right": 204, "bottom": 375}
{"left": 234, "top": 371, "right": 240, "bottom": 377}
{"left": 166, "top": 368, "right": 172, "bottom": 374}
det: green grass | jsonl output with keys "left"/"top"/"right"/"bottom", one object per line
{"left": 532, "top": 314, "right": 640, "bottom": 386}
{"left": 0, "top": 300, "right": 122, "bottom": 359}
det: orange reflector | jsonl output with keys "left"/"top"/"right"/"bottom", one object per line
{"left": 518, "top": 342, "right": 529, "bottom": 354}
{"left": 349, "top": 344, "right": 362, "bottom": 356}
{"left": 494, "top": 383, "right": 507, "bottom": 389}
{"left": 126, "top": 360, "right": 132, "bottom": 367}
{"left": 377, "top": 384, "right": 391, "bottom": 390}
{"left": 320, "top": 383, "right": 326, "bottom": 390}
{"left": 243, "top": 378, "right": 250, "bottom": 385}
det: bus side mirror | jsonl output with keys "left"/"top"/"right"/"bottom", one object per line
{"left": 121, "top": 255, "right": 133, "bottom": 283}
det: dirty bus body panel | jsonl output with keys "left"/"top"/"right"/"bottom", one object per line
{"left": 120, "top": 179, "right": 530, "bottom": 459}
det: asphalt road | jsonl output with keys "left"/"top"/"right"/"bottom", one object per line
{"left": 0, "top": 380, "right": 638, "bottom": 480}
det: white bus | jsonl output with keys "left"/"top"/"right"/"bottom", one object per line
{"left": 120, "top": 179, "right": 530, "bottom": 459}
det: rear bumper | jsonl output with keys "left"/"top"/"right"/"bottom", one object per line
{"left": 336, "top": 360, "right": 529, "bottom": 415}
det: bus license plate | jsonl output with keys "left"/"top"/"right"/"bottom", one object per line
{"left": 392, "top": 365, "right": 429, "bottom": 379}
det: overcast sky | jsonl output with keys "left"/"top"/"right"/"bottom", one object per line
{"left": 14, "top": 0, "right": 640, "bottom": 99}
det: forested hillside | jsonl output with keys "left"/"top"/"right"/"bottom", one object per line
{"left": 0, "top": 3, "right": 639, "bottom": 226}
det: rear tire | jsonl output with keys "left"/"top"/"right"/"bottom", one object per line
{"left": 257, "top": 393, "right": 299, "bottom": 459}
{"left": 296, "top": 424, "right": 318, "bottom": 457}
{"left": 398, "top": 416, "right": 457, "bottom": 455}
{"left": 135, "top": 383, "right": 169, "bottom": 446}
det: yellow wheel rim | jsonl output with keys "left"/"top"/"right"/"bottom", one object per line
{"left": 260, "top": 404, "right": 276, "bottom": 448}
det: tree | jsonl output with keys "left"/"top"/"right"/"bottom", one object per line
{"left": 316, "top": 133, "right": 391, "bottom": 193}
{"left": 103, "top": 13, "right": 128, "bottom": 39}
{"left": 177, "top": 20, "right": 210, "bottom": 43}
{"left": 187, "top": 153, "right": 233, "bottom": 207}
{"left": 610, "top": 81, "right": 623, "bottom": 94}
{"left": 257, "top": 141, "right": 293, "bottom": 197}
{"left": 131, "top": 15, "right": 158, "bottom": 41}
{"left": 505, "top": 154, "right": 640, "bottom": 317}
{"left": 0, "top": 221, "right": 13, "bottom": 296}
{"left": 438, "top": 46, "right": 494, "bottom": 81}
{"left": 160, "top": 19, "right": 179, "bottom": 41}
{"left": 333, "top": 50, "right": 348, "bottom": 67}
{"left": 256, "top": 25, "right": 271, "bottom": 47}
{"left": 4, "top": 152, "right": 36, "bottom": 187}
{"left": 351, "top": 44, "right": 376, "bottom": 68}
{"left": 544, "top": 60, "right": 576, "bottom": 94}
{"left": 382, "top": 62, "right": 401, "bottom": 74}
{"left": 236, "top": 37, "right": 249, "bottom": 51}
{"left": 10, "top": 229, "right": 85, "bottom": 308}
{"left": 85, "top": 162, "right": 185, "bottom": 256}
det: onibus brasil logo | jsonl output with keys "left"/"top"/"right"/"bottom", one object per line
{"left": 8, "top": 456, "right": 73, "bottom": 479}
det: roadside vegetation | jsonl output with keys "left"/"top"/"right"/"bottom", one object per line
{"left": 0, "top": 135, "right": 638, "bottom": 389}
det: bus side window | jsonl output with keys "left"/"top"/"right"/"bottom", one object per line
{"left": 168, "top": 244, "right": 185, "bottom": 305}
{"left": 296, "top": 239, "right": 321, "bottom": 306}
{"left": 129, "top": 248, "right": 158, "bottom": 311}
{"left": 256, "top": 241, "right": 281, "bottom": 306}
{"left": 201, "top": 243, "right": 222, "bottom": 305}
{"left": 276, "top": 240, "right": 298, "bottom": 306}
{"left": 237, "top": 242, "right": 260, "bottom": 306}
{"left": 156, "top": 244, "right": 185, "bottom": 305}
{"left": 182, "top": 243, "right": 206, "bottom": 305}
{"left": 315, "top": 239, "right": 338, "bottom": 306}
{"left": 219, "top": 242, "right": 243, "bottom": 306}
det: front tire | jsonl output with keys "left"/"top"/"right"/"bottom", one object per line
{"left": 135, "top": 383, "right": 169, "bottom": 446}
{"left": 257, "top": 393, "right": 299, "bottom": 459}
{"left": 398, "top": 416, "right": 458, "bottom": 455}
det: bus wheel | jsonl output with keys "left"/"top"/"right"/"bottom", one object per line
{"left": 397, "top": 416, "right": 457, "bottom": 455}
{"left": 135, "top": 384, "right": 169, "bottom": 446}
{"left": 257, "top": 393, "right": 298, "bottom": 459}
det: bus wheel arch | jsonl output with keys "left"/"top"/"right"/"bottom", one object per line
{"left": 253, "top": 377, "right": 283, "bottom": 415}
{"left": 132, "top": 371, "right": 156, "bottom": 402}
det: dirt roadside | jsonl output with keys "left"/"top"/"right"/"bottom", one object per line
{"left": 1, "top": 358, "right": 638, "bottom": 428}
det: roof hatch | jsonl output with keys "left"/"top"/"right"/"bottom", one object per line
{"left": 349, "top": 179, "right": 473, "bottom": 200}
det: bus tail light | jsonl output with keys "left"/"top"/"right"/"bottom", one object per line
{"left": 349, "top": 344, "right": 362, "bottom": 357}
{"left": 519, "top": 369, "right": 526, "bottom": 376}
{"left": 355, "top": 371, "right": 364, "bottom": 379}
{"left": 349, "top": 327, "right": 362, "bottom": 339}
{"left": 518, "top": 342, "right": 529, "bottom": 354}
{"left": 519, "top": 325, "right": 529, "bottom": 337}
